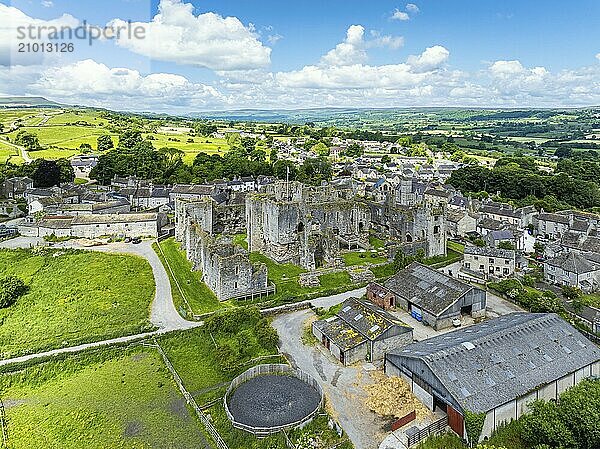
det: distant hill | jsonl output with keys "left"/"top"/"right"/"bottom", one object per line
{"left": 0, "top": 96, "right": 65, "bottom": 108}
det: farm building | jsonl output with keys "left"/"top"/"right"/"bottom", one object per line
{"left": 385, "top": 313, "right": 600, "bottom": 442}
{"left": 370, "top": 262, "right": 486, "bottom": 329}
{"left": 312, "top": 297, "right": 413, "bottom": 366}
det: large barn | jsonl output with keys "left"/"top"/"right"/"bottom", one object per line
{"left": 368, "top": 262, "right": 486, "bottom": 329}
{"left": 385, "top": 313, "right": 600, "bottom": 442}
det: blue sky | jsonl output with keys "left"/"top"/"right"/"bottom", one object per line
{"left": 1, "top": 0, "right": 599, "bottom": 111}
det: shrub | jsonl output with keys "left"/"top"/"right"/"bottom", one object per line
{"left": 0, "top": 275, "right": 28, "bottom": 308}
{"left": 465, "top": 410, "right": 486, "bottom": 447}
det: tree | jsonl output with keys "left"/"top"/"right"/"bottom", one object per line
{"left": 381, "top": 155, "right": 392, "bottom": 164}
{"left": 29, "top": 159, "right": 63, "bottom": 187}
{"left": 557, "top": 379, "right": 600, "bottom": 449}
{"left": 520, "top": 400, "right": 577, "bottom": 449}
{"left": 14, "top": 130, "right": 42, "bottom": 151}
{"left": 79, "top": 143, "right": 92, "bottom": 153}
{"left": 345, "top": 143, "right": 364, "bottom": 157}
{"left": 97, "top": 135, "right": 114, "bottom": 152}
{"left": 0, "top": 275, "right": 27, "bottom": 308}
{"left": 497, "top": 241, "right": 515, "bottom": 250}
{"left": 311, "top": 142, "right": 330, "bottom": 157}
{"left": 297, "top": 157, "right": 332, "bottom": 186}
{"left": 561, "top": 285, "right": 582, "bottom": 301}
{"left": 117, "top": 129, "right": 144, "bottom": 150}
{"left": 273, "top": 160, "right": 297, "bottom": 181}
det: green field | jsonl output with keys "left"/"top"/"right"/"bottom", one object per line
{"left": 145, "top": 133, "right": 229, "bottom": 163}
{"left": 343, "top": 251, "right": 388, "bottom": 266}
{"left": 0, "top": 248, "right": 156, "bottom": 359}
{"left": 8, "top": 125, "right": 116, "bottom": 151}
{"left": 153, "top": 238, "right": 226, "bottom": 317}
{"left": 0, "top": 347, "right": 209, "bottom": 449}
{"left": 0, "top": 139, "right": 22, "bottom": 163}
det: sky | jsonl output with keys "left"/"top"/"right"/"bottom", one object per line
{"left": 1, "top": 0, "right": 599, "bottom": 112}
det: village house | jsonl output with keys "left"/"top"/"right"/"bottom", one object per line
{"left": 535, "top": 211, "right": 571, "bottom": 240}
{"left": 70, "top": 154, "right": 98, "bottom": 179}
{"left": 543, "top": 252, "right": 600, "bottom": 293}
{"left": 385, "top": 313, "right": 600, "bottom": 442}
{"left": 19, "top": 212, "right": 165, "bottom": 239}
{"left": 312, "top": 297, "right": 413, "bottom": 365}
{"left": 462, "top": 246, "right": 516, "bottom": 279}
{"left": 370, "top": 262, "right": 486, "bottom": 330}
{"left": 445, "top": 209, "right": 477, "bottom": 238}
{"left": 1, "top": 176, "right": 33, "bottom": 199}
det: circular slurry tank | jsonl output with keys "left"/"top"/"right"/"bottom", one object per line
{"left": 225, "top": 365, "right": 323, "bottom": 435}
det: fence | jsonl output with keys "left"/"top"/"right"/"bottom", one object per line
{"left": 391, "top": 410, "right": 416, "bottom": 431}
{"left": 153, "top": 339, "right": 229, "bottom": 449}
{"left": 0, "top": 398, "right": 8, "bottom": 449}
{"left": 223, "top": 364, "right": 324, "bottom": 438}
{"left": 407, "top": 416, "right": 448, "bottom": 447}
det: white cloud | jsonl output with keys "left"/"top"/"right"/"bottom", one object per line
{"left": 368, "top": 31, "right": 404, "bottom": 50}
{"left": 0, "top": 3, "right": 79, "bottom": 66}
{"left": 30, "top": 59, "right": 223, "bottom": 109}
{"left": 321, "top": 25, "right": 367, "bottom": 66}
{"left": 267, "top": 34, "right": 283, "bottom": 45}
{"left": 406, "top": 3, "right": 420, "bottom": 13}
{"left": 108, "top": 0, "right": 271, "bottom": 71}
{"left": 407, "top": 45, "right": 450, "bottom": 72}
{"left": 41, "top": 1, "right": 54, "bottom": 7}
{"left": 489, "top": 60, "right": 526, "bottom": 76}
{"left": 391, "top": 9, "right": 410, "bottom": 21}
{"left": 596, "top": 53, "right": 600, "bottom": 61}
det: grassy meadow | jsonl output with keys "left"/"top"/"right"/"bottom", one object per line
{"left": 0, "top": 248, "right": 156, "bottom": 359}
{"left": 0, "top": 347, "right": 209, "bottom": 449}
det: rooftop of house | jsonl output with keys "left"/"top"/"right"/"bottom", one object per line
{"left": 545, "top": 252, "right": 600, "bottom": 274}
{"left": 384, "top": 262, "right": 477, "bottom": 316}
{"left": 464, "top": 245, "right": 515, "bottom": 259}
{"left": 71, "top": 213, "right": 158, "bottom": 225}
{"left": 386, "top": 313, "right": 600, "bottom": 414}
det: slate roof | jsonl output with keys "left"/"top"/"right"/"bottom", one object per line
{"left": 488, "top": 229, "right": 515, "bottom": 241}
{"left": 537, "top": 212, "right": 569, "bottom": 224}
{"left": 313, "top": 317, "right": 366, "bottom": 351}
{"left": 478, "top": 218, "right": 506, "bottom": 231}
{"left": 384, "top": 262, "right": 476, "bottom": 316}
{"left": 387, "top": 313, "right": 600, "bottom": 413}
{"left": 314, "top": 297, "right": 411, "bottom": 351}
{"left": 171, "top": 184, "right": 214, "bottom": 195}
{"left": 480, "top": 204, "right": 520, "bottom": 219}
{"left": 545, "top": 252, "right": 600, "bottom": 274}
{"left": 464, "top": 246, "right": 515, "bottom": 259}
{"left": 336, "top": 297, "right": 411, "bottom": 341}
{"left": 71, "top": 213, "right": 157, "bottom": 225}
{"left": 581, "top": 236, "right": 600, "bottom": 254}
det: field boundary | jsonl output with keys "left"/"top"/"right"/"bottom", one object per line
{"left": 153, "top": 338, "right": 229, "bottom": 449}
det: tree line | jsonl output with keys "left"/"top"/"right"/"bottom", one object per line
{"left": 446, "top": 156, "right": 600, "bottom": 211}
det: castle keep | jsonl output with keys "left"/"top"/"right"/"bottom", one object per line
{"left": 246, "top": 181, "right": 371, "bottom": 270}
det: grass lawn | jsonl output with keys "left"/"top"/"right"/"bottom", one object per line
{"left": 343, "top": 251, "right": 388, "bottom": 266}
{"left": 27, "top": 148, "right": 80, "bottom": 160}
{"left": 153, "top": 238, "right": 226, "bottom": 317}
{"left": 447, "top": 241, "right": 465, "bottom": 253}
{"left": 0, "top": 347, "right": 209, "bottom": 449}
{"left": 232, "top": 233, "right": 248, "bottom": 250}
{"left": 423, "top": 249, "right": 462, "bottom": 267}
{"left": 369, "top": 234, "right": 386, "bottom": 249}
{"left": 0, "top": 248, "right": 155, "bottom": 359}
{"left": 8, "top": 125, "right": 115, "bottom": 150}
{"left": 245, "top": 253, "right": 358, "bottom": 307}
{"left": 580, "top": 293, "right": 600, "bottom": 309}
